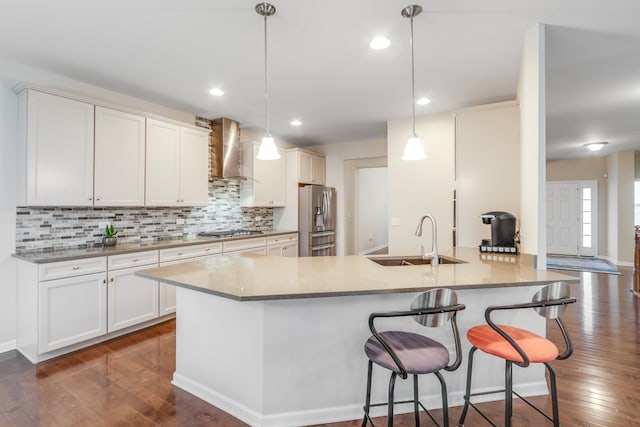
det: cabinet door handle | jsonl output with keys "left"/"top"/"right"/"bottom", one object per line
{"left": 110, "top": 277, "right": 115, "bottom": 283}
{"left": 72, "top": 266, "right": 80, "bottom": 270}
{"left": 96, "top": 197, "right": 101, "bottom": 201}
{"left": 88, "top": 196, "right": 93, "bottom": 201}
{"left": 103, "top": 279, "right": 106, "bottom": 284}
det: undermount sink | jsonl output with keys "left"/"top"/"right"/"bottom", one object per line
{"left": 367, "top": 255, "right": 466, "bottom": 267}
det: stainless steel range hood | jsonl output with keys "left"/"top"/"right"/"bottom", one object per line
{"left": 210, "top": 117, "right": 245, "bottom": 179}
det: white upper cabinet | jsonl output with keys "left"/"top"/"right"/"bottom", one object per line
{"left": 94, "top": 107, "right": 146, "bottom": 206}
{"left": 18, "top": 90, "right": 95, "bottom": 206}
{"left": 297, "top": 150, "right": 325, "bottom": 185}
{"left": 145, "top": 119, "right": 209, "bottom": 206}
{"left": 240, "top": 142, "right": 286, "bottom": 207}
{"left": 179, "top": 126, "right": 209, "bottom": 205}
{"left": 145, "top": 119, "right": 181, "bottom": 206}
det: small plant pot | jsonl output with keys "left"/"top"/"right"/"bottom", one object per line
{"left": 102, "top": 237, "right": 117, "bottom": 247}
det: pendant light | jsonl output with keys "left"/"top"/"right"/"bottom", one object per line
{"left": 401, "top": 5, "right": 426, "bottom": 161}
{"left": 255, "top": 2, "right": 280, "bottom": 160}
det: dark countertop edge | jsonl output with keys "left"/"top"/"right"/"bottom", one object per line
{"left": 135, "top": 272, "right": 581, "bottom": 302}
{"left": 13, "top": 230, "right": 298, "bottom": 264}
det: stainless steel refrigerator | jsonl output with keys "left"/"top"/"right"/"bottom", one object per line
{"left": 299, "top": 185, "right": 336, "bottom": 256}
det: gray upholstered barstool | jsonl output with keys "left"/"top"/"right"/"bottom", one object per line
{"left": 362, "top": 288, "right": 465, "bottom": 427}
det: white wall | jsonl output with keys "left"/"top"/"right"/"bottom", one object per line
{"left": 455, "top": 101, "right": 520, "bottom": 247}
{"left": 518, "top": 24, "right": 546, "bottom": 268}
{"left": 355, "top": 167, "right": 388, "bottom": 254}
{"left": 607, "top": 151, "right": 634, "bottom": 265}
{"left": 306, "top": 139, "right": 387, "bottom": 255}
{"left": 0, "top": 76, "right": 18, "bottom": 351}
{"left": 387, "top": 112, "right": 456, "bottom": 255}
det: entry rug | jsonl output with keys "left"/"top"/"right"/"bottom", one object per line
{"left": 547, "top": 255, "right": 621, "bottom": 275}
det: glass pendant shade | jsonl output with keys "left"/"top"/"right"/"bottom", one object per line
{"left": 402, "top": 135, "right": 427, "bottom": 160}
{"left": 257, "top": 135, "right": 280, "bottom": 160}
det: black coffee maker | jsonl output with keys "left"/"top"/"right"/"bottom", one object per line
{"left": 480, "top": 211, "right": 517, "bottom": 253}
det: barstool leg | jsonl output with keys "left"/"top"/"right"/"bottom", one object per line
{"left": 413, "top": 374, "right": 420, "bottom": 427}
{"left": 458, "top": 347, "right": 477, "bottom": 426}
{"left": 388, "top": 372, "right": 398, "bottom": 427}
{"left": 362, "top": 361, "right": 373, "bottom": 427}
{"left": 505, "top": 360, "right": 513, "bottom": 427}
{"left": 545, "top": 362, "right": 560, "bottom": 427}
{"left": 434, "top": 371, "right": 449, "bottom": 427}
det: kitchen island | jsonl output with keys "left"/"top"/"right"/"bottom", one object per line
{"left": 137, "top": 248, "right": 577, "bottom": 427}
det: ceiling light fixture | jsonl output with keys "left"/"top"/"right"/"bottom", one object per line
{"left": 208, "top": 87, "right": 224, "bottom": 96}
{"left": 401, "top": 5, "right": 426, "bottom": 161}
{"left": 585, "top": 141, "right": 608, "bottom": 151}
{"left": 290, "top": 119, "right": 302, "bottom": 126}
{"left": 255, "top": 2, "right": 280, "bottom": 160}
{"left": 370, "top": 36, "right": 391, "bottom": 50}
{"left": 416, "top": 97, "right": 431, "bottom": 105}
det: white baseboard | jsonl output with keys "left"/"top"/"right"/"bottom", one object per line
{"left": 599, "top": 255, "right": 633, "bottom": 268}
{"left": 172, "top": 372, "right": 547, "bottom": 426}
{"left": 0, "top": 340, "right": 16, "bottom": 354}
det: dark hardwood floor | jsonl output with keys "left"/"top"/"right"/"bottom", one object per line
{"left": 1, "top": 267, "right": 638, "bottom": 426}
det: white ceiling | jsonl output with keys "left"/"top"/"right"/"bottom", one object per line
{"left": 1, "top": 0, "right": 639, "bottom": 157}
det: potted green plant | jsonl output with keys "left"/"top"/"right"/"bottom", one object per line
{"left": 102, "top": 224, "right": 118, "bottom": 247}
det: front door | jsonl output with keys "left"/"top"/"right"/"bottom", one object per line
{"left": 546, "top": 181, "right": 597, "bottom": 256}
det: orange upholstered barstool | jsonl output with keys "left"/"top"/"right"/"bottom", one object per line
{"left": 458, "top": 282, "right": 576, "bottom": 427}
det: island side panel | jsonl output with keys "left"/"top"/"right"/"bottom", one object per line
{"left": 172, "top": 287, "right": 266, "bottom": 425}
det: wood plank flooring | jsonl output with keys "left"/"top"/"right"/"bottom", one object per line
{"left": 1, "top": 267, "right": 638, "bottom": 426}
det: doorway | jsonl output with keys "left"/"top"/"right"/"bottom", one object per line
{"left": 344, "top": 157, "right": 388, "bottom": 255}
{"left": 546, "top": 180, "right": 598, "bottom": 256}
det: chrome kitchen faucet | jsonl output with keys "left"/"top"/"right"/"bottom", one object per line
{"left": 415, "top": 214, "right": 439, "bottom": 267}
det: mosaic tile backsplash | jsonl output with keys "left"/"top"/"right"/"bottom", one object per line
{"left": 15, "top": 179, "right": 273, "bottom": 252}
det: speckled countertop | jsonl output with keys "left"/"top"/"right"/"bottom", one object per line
{"left": 135, "top": 247, "right": 579, "bottom": 301}
{"left": 12, "top": 230, "right": 298, "bottom": 263}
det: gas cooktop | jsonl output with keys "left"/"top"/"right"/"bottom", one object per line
{"left": 197, "top": 229, "right": 264, "bottom": 238}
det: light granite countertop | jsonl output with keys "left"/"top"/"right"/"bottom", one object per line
{"left": 136, "top": 247, "right": 578, "bottom": 301}
{"left": 12, "top": 230, "right": 298, "bottom": 263}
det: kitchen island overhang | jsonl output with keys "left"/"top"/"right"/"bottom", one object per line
{"left": 136, "top": 248, "right": 578, "bottom": 427}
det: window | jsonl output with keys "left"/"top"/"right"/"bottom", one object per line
{"left": 582, "top": 187, "right": 592, "bottom": 248}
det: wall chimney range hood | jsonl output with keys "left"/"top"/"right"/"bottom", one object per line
{"left": 210, "top": 117, "right": 246, "bottom": 180}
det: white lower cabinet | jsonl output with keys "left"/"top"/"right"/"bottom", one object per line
{"left": 107, "top": 251, "right": 159, "bottom": 332}
{"left": 107, "top": 266, "right": 159, "bottom": 332}
{"left": 38, "top": 271, "right": 107, "bottom": 354}
{"left": 159, "top": 242, "right": 223, "bottom": 315}
{"left": 266, "top": 233, "right": 299, "bottom": 257}
{"left": 222, "top": 237, "right": 267, "bottom": 255}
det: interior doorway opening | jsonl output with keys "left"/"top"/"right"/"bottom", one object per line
{"left": 344, "top": 157, "right": 388, "bottom": 255}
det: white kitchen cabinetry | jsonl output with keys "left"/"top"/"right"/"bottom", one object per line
{"left": 240, "top": 142, "right": 286, "bottom": 207}
{"left": 94, "top": 107, "right": 146, "bottom": 206}
{"left": 266, "top": 233, "right": 299, "bottom": 257}
{"left": 159, "top": 242, "right": 222, "bottom": 315}
{"left": 297, "top": 150, "right": 325, "bottom": 185}
{"left": 223, "top": 237, "right": 267, "bottom": 255}
{"left": 17, "top": 89, "right": 95, "bottom": 206}
{"left": 146, "top": 118, "right": 209, "bottom": 206}
{"left": 25, "top": 257, "right": 109, "bottom": 356}
{"left": 106, "top": 251, "right": 159, "bottom": 333}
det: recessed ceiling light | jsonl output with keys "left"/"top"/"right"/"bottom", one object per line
{"left": 416, "top": 97, "right": 431, "bottom": 105}
{"left": 208, "top": 88, "right": 224, "bottom": 96}
{"left": 585, "top": 142, "right": 608, "bottom": 151}
{"left": 369, "top": 36, "right": 390, "bottom": 50}
{"left": 290, "top": 120, "right": 302, "bottom": 127}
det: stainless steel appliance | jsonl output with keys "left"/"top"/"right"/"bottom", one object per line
{"left": 299, "top": 185, "right": 336, "bottom": 256}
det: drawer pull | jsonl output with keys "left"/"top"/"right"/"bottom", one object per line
{"left": 177, "top": 252, "right": 183, "bottom": 256}
{"left": 205, "top": 248, "right": 210, "bottom": 252}
{"left": 72, "top": 266, "right": 80, "bottom": 270}
{"left": 132, "top": 258, "right": 138, "bottom": 262}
